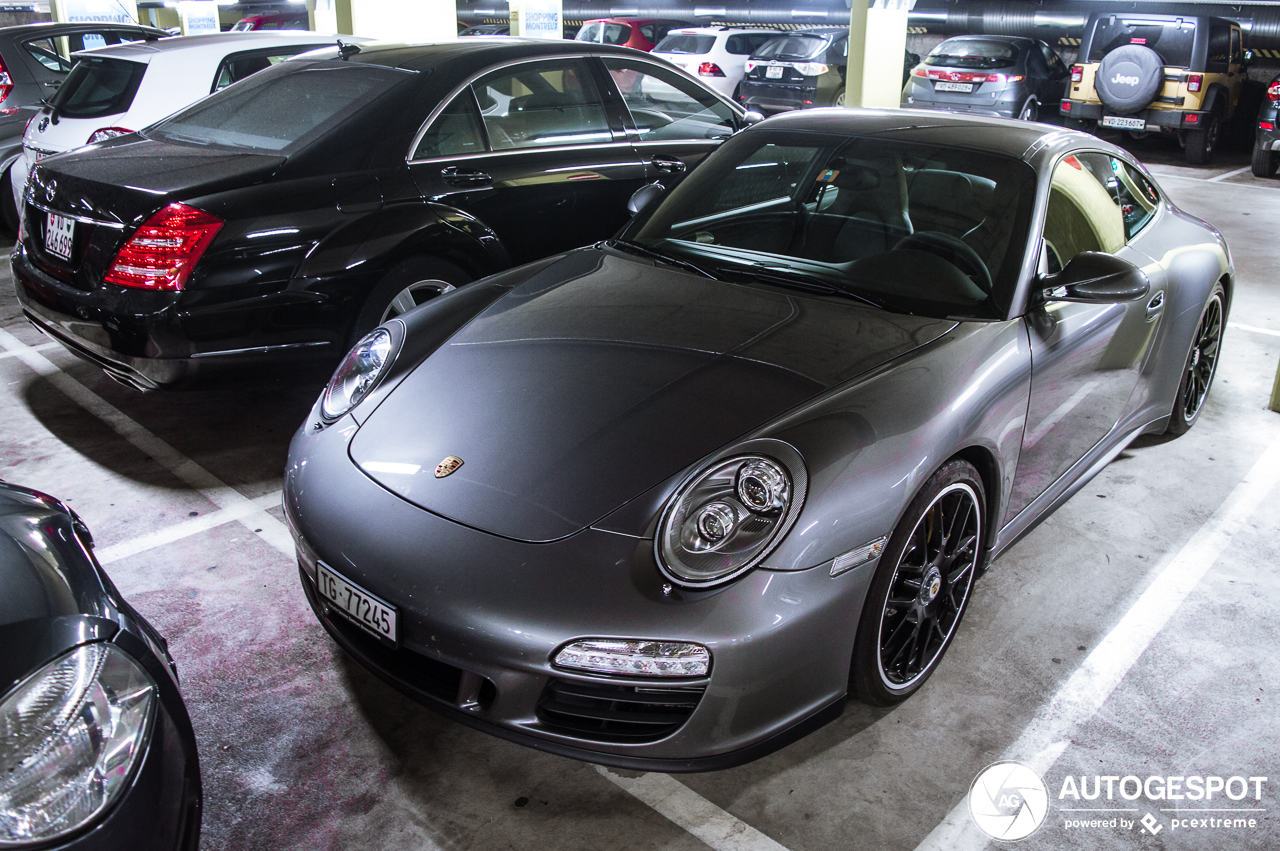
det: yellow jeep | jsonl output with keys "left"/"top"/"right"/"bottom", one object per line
{"left": 1059, "top": 13, "right": 1249, "bottom": 164}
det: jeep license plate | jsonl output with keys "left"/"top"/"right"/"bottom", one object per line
{"left": 1102, "top": 116, "right": 1146, "bottom": 130}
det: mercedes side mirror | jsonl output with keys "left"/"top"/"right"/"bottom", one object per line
{"left": 627, "top": 182, "right": 665, "bottom": 216}
{"left": 1040, "top": 251, "right": 1149, "bottom": 303}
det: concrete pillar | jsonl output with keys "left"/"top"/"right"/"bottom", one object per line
{"left": 510, "top": 0, "right": 563, "bottom": 39}
{"left": 1270, "top": 356, "right": 1280, "bottom": 414}
{"left": 846, "top": 0, "right": 913, "bottom": 108}
{"left": 326, "top": 0, "right": 456, "bottom": 41}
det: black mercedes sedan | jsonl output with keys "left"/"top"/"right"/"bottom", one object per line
{"left": 0, "top": 482, "right": 201, "bottom": 848}
{"left": 13, "top": 38, "right": 746, "bottom": 390}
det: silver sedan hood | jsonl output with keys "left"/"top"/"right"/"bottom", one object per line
{"left": 350, "top": 250, "right": 954, "bottom": 542}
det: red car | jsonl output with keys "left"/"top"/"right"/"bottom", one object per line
{"left": 231, "top": 13, "right": 309, "bottom": 31}
{"left": 574, "top": 18, "right": 691, "bottom": 52}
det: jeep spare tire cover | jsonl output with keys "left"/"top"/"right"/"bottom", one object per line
{"left": 1096, "top": 45, "right": 1164, "bottom": 114}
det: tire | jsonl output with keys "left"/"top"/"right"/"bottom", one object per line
{"left": 1251, "top": 141, "right": 1276, "bottom": 178}
{"left": 832, "top": 87, "right": 845, "bottom": 108}
{"left": 1185, "top": 108, "right": 1222, "bottom": 166}
{"left": 350, "top": 256, "right": 471, "bottom": 346}
{"left": 851, "top": 459, "right": 985, "bottom": 706}
{"left": 1166, "top": 282, "right": 1225, "bottom": 436}
{"left": 0, "top": 164, "right": 18, "bottom": 236}
{"left": 1095, "top": 45, "right": 1164, "bottom": 114}
{"left": 1018, "top": 97, "right": 1038, "bottom": 122}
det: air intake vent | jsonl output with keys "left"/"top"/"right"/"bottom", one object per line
{"left": 536, "top": 678, "right": 706, "bottom": 743}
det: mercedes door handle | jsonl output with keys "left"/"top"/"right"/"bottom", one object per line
{"left": 651, "top": 155, "right": 686, "bottom": 174}
{"left": 1145, "top": 290, "right": 1165, "bottom": 321}
{"left": 440, "top": 166, "right": 492, "bottom": 186}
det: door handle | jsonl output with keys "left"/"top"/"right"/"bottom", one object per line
{"left": 1145, "top": 290, "right": 1165, "bottom": 321}
{"left": 440, "top": 166, "right": 491, "bottom": 186}
{"left": 651, "top": 155, "right": 686, "bottom": 174}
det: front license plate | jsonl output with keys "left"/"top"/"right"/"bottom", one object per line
{"left": 316, "top": 562, "right": 398, "bottom": 642}
{"left": 934, "top": 81, "right": 974, "bottom": 93}
{"left": 44, "top": 212, "right": 74, "bottom": 261}
{"left": 1102, "top": 115, "right": 1146, "bottom": 130}
{"left": 766, "top": 65, "right": 784, "bottom": 79}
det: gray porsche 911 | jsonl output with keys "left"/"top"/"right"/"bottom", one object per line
{"left": 283, "top": 109, "right": 1230, "bottom": 771}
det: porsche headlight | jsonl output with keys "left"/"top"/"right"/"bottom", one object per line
{"left": 321, "top": 328, "right": 394, "bottom": 420}
{"left": 657, "top": 454, "right": 800, "bottom": 587}
{"left": 0, "top": 644, "right": 156, "bottom": 844}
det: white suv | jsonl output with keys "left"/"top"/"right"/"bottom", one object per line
{"left": 651, "top": 26, "right": 781, "bottom": 100}
{"left": 14, "top": 32, "right": 352, "bottom": 214}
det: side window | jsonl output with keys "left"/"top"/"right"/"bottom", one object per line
{"left": 1112, "top": 158, "right": 1160, "bottom": 239}
{"left": 1230, "top": 28, "right": 1243, "bottom": 65}
{"left": 577, "top": 22, "right": 601, "bottom": 42}
{"left": 602, "top": 57, "right": 736, "bottom": 142}
{"left": 1042, "top": 152, "right": 1126, "bottom": 274}
{"left": 213, "top": 50, "right": 313, "bottom": 92}
{"left": 23, "top": 37, "right": 73, "bottom": 73}
{"left": 1207, "top": 25, "right": 1230, "bottom": 73}
{"left": 1041, "top": 43, "right": 1066, "bottom": 77}
{"left": 413, "top": 91, "right": 486, "bottom": 159}
{"left": 471, "top": 59, "right": 611, "bottom": 150}
{"left": 833, "top": 36, "right": 848, "bottom": 61}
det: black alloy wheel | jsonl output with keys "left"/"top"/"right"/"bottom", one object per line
{"left": 852, "top": 460, "right": 984, "bottom": 705}
{"left": 1018, "top": 97, "right": 1038, "bottom": 122}
{"left": 1167, "top": 283, "right": 1225, "bottom": 435}
{"left": 1185, "top": 108, "right": 1222, "bottom": 166}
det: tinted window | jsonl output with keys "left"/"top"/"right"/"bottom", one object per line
{"left": 1230, "top": 27, "right": 1242, "bottom": 64}
{"left": 1043, "top": 153, "right": 1127, "bottom": 274}
{"left": 654, "top": 35, "right": 714, "bottom": 54}
{"left": 151, "top": 63, "right": 410, "bottom": 152}
{"left": 213, "top": 47, "right": 325, "bottom": 92}
{"left": 1206, "top": 25, "right": 1229, "bottom": 73}
{"left": 726, "top": 34, "right": 775, "bottom": 56}
{"left": 1088, "top": 18, "right": 1196, "bottom": 68}
{"left": 1040, "top": 41, "right": 1066, "bottom": 74}
{"left": 472, "top": 59, "right": 611, "bottom": 150}
{"left": 574, "top": 22, "right": 599, "bottom": 41}
{"left": 23, "top": 37, "right": 73, "bottom": 73}
{"left": 604, "top": 57, "right": 735, "bottom": 141}
{"left": 626, "top": 131, "right": 1036, "bottom": 319}
{"left": 49, "top": 57, "right": 146, "bottom": 119}
{"left": 752, "top": 36, "right": 827, "bottom": 61}
{"left": 1114, "top": 159, "right": 1160, "bottom": 239}
{"left": 578, "top": 22, "right": 629, "bottom": 44}
{"left": 413, "top": 92, "right": 486, "bottom": 159}
{"left": 927, "top": 39, "right": 1019, "bottom": 69}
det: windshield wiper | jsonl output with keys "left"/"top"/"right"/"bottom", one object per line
{"left": 609, "top": 239, "right": 717, "bottom": 279}
{"left": 729, "top": 262, "right": 892, "bottom": 310}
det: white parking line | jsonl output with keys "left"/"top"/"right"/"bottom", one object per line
{"left": 0, "top": 341, "right": 57, "bottom": 359}
{"left": 1151, "top": 173, "right": 1280, "bottom": 191}
{"left": 1229, "top": 321, "right": 1280, "bottom": 338}
{"left": 597, "top": 767, "right": 792, "bottom": 851}
{"left": 1208, "top": 165, "right": 1252, "bottom": 183}
{"left": 95, "top": 490, "right": 284, "bottom": 564}
{"left": 0, "top": 328, "right": 294, "bottom": 558}
{"left": 913, "top": 434, "right": 1280, "bottom": 851}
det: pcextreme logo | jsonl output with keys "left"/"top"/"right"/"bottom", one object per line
{"left": 968, "top": 762, "right": 1270, "bottom": 840}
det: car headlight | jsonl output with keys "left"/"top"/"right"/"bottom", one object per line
{"left": 656, "top": 453, "right": 804, "bottom": 587}
{"left": 0, "top": 643, "right": 156, "bottom": 844}
{"left": 321, "top": 328, "right": 395, "bottom": 420}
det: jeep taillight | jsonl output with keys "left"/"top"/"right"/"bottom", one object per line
{"left": 1187, "top": 74, "right": 1203, "bottom": 93}
{"left": 104, "top": 203, "right": 223, "bottom": 291}
{"left": 1269, "top": 81, "right": 1280, "bottom": 102}
{"left": 1070, "top": 64, "right": 1083, "bottom": 83}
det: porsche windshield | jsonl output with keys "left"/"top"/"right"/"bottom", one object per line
{"left": 624, "top": 131, "right": 1037, "bottom": 319}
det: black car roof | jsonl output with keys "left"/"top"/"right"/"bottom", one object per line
{"left": 330, "top": 37, "right": 651, "bottom": 72}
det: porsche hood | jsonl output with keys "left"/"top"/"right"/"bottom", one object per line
{"left": 350, "top": 250, "right": 954, "bottom": 542}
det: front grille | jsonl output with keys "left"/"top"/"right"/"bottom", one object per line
{"left": 537, "top": 678, "right": 706, "bottom": 743}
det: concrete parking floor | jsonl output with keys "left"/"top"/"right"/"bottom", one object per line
{"left": 1, "top": 150, "right": 1277, "bottom": 851}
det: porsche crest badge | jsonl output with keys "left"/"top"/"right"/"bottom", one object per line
{"left": 435, "top": 456, "right": 464, "bottom": 478}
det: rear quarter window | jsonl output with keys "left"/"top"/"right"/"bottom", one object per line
{"left": 49, "top": 56, "right": 146, "bottom": 119}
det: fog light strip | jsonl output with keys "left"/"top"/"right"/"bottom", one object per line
{"left": 914, "top": 435, "right": 1280, "bottom": 851}
{"left": 597, "top": 766, "right": 792, "bottom": 851}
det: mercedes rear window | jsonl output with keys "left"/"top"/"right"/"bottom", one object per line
{"left": 1088, "top": 18, "right": 1196, "bottom": 67}
{"left": 752, "top": 36, "right": 827, "bottom": 61}
{"left": 926, "top": 39, "right": 1019, "bottom": 69}
{"left": 654, "top": 35, "right": 715, "bottom": 54}
{"left": 149, "top": 62, "right": 411, "bottom": 153}
{"left": 49, "top": 56, "right": 146, "bottom": 119}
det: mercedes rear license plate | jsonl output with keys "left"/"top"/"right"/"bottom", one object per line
{"left": 1102, "top": 115, "right": 1146, "bottom": 130}
{"left": 934, "top": 82, "right": 974, "bottom": 93}
{"left": 317, "top": 562, "right": 398, "bottom": 642}
{"left": 45, "top": 212, "right": 74, "bottom": 261}
{"left": 766, "top": 65, "right": 783, "bottom": 79}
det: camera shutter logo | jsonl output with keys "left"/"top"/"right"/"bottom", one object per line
{"left": 968, "top": 761, "right": 1050, "bottom": 841}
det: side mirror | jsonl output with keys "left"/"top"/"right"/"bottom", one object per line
{"left": 742, "top": 110, "right": 765, "bottom": 127}
{"left": 1242, "top": 49, "right": 1255, "bottom": 69}
{"left": 1040, "top": 251, "right": 1149, "bottom": 303}
{"left": 627, "top": 182, "right": 665, "bottom": 216}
